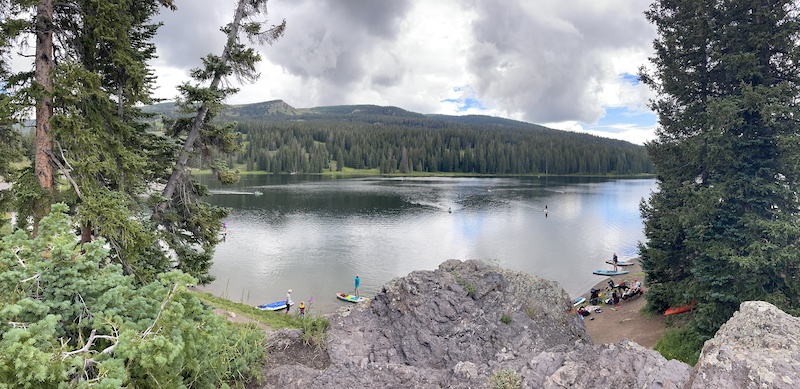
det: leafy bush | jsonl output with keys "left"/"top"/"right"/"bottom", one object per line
{"left": 654, "top": 327, "right": 704, "bottom": 366}
{"left": 0, "top": 204, "right": 265, "bottom": 387}
{"left": 488, "top": 369, "right": 522, "bottom": 389}
{"left": 500, "top": 313, "right": 512, "bottom": 324}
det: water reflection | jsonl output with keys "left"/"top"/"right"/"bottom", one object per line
{"left": 198, "top": 175, "right": 656, "bottom": 315}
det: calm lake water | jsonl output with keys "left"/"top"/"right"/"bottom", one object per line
{"left": 197, "top": 175, "right": 656, "bottom": 315}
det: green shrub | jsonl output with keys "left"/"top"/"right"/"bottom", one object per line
{"left": 0, "top": 204, "right": 266, "bottom": 387}
{"left": 654, "top": 327, "right": 704, "bottom": 366}
{"left": 500, "top": 313, "right": 512, "bottom": 324}
{"left": 488, "top": 369, "right": 522, "bottom": 389}
{"left": 299, "top": 316, "right": 330, "bottom": 348}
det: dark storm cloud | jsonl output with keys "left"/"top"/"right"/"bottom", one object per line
{"left": 464, "top": 0, "right": 654, "bottom": 124}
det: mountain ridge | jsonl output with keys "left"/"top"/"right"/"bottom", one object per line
{"left": 145, "top": 99, "right": 590, "bottom": 141}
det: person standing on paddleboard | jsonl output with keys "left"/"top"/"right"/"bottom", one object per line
{"left": 354, "top": 275, "right": 361, "bottom": 297}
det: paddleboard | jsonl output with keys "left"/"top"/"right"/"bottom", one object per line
{"left": 257, "top": 300, "right": 293, "bottom": 311}
{"left": 605, "top": 260, "right": 634, "bottom": 266}
{"left": 592, "top": 269, "right": 630, "bottom": 276}
{"left": 664, "top": 301, "right": 698, "bottom": 316}
{"left": 573, "top": 297, "right": 586, "bottom": 306}
{"left": 336, "top": 293, "right": 367, "bottom": 303}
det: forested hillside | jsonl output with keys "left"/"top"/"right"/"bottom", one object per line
{"left": 146, "top": 100, "right": 654, "bottom": 175}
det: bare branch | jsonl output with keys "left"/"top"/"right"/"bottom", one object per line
{"left": 20, "top": 273, "right": 40, "bottom": 283}
{"left": 44, "top": 149, "right": 82, "bottom": 200}
{"left": 143, "top": 282, "right": 180, "bottom": 337}
{"left": 13, "top": 246, "right": 26, "bottom": 268}
{"left": 61, "top": 329, "right": 119, "bottom": 360}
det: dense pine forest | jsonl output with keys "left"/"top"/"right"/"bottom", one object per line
{"left": 147, "top": 100, "right": 655, "bottom": 175}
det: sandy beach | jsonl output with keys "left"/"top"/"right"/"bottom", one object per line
{"left": 576, "top": 258, "right": 667, "bottom": 349}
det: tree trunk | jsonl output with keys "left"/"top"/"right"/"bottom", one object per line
{"left": 156, "top": 0, "right": 248, "bottom": 214}
{"left": 33, "top": 0, "right": 55, "bottom": 236}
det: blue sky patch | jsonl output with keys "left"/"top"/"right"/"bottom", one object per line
{"left": 597, "top": 107, "right": 655, "bottom": 128}
{"left": 620, "top": 73, "right": 640, "bottom": 85}
{"left": 442, "top": 86, "right": 486, "bottom": 112}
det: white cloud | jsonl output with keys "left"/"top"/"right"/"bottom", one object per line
{"left": 146, "top": 0, "right": 659, "bottom": 143}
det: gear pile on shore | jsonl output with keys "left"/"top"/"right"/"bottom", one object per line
{"left": 257, "top": 259, "right": 800, "bottom": 388}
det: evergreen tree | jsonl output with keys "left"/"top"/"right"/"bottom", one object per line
{"left": 639, "top": 0, "right": 800, "bottom": 338}
{"left": 2, "top": 0, "right": 178, "bottom": 281}
{"left": 0, "top": 204, "right": 265, "bottom": 386}
{"left": 153, "top": 0, "right": 285, "bottom": 283}
{"left": 0, "top": 24, "right": 21, "bottom": 229}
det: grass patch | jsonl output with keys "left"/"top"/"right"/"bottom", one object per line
{"left": 320, "top": 167, "right": 380, "bottom": 176}
{"left": 500, "top": 313, "right": 512, "bottom": 324}
{"left": 193, "top": 290, "right": 301, "bottom": 330}
{"left": 654, "top": 327, "right": 704, "bottom": 366}
{"left": 451, "top": 272, "right": 476, "bottom": 298}
{"left": 488, "top": 369, "right": 522, "bottom": 389}
{"left": 298, "top": 316, "right": 331, "bottom": 348}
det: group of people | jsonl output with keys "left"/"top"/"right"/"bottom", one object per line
{"left": 606, "top": 278, "right": 643, "bottom": 303}
{"left": 283, "top": 289, "right": 306, "bottom": 316}
{"left": 282, "top": 274, "right": 362, "bottom": 317}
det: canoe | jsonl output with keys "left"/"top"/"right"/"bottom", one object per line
{"left": 257, "top": 300, "right": 293, "bottom": 311}
{"left": 336, "top": 293, "right": 367, "bottom": 303}
{"left": 664, "top": 301, "right": 698, "bottom": 316}
{"left": 592, "top": 269, "right": 630, "bottom": 276}
{"left": 573, "top": 297, "right": 586, "bottom": 306}
{"left": 605, "top": 260, "right": 634, "bottom": 266}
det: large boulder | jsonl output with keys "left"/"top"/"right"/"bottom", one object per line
{"left": 259, "top": 259, "right": 694, "bottom": 388}
{"left": 527, "top": 340, "right": 693, "bottom": 388}
{"left": 691, "top": 301, "right": 800, "bottom": 389}
{"left": 257, "top": 261, "right": 800, "bottom": 388}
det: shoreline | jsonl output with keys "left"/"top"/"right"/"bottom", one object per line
{"left": 575, "top": 258, "right": 667, "bottom": 349}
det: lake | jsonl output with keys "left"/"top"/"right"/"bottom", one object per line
{"left": 198, "top": 175, "right": 656, "bottom": 315}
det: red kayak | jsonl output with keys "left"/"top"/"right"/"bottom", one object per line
{"left": 663, "top": 301, "right": 698, "bottom": 316}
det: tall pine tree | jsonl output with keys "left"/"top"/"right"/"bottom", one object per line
{"left": 1, "top": 0, "right": 178, "bottom": 281}
{"left": 640, "top": 0, "right": 800, "bottom": 338}
{"left": 153, "top": 0, "right": 285, "bottom": 283}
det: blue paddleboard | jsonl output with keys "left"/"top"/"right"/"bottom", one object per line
{"left": 605, "top": 260, "right": 634, "bottom": 266}
{"left": 258, "top": 300, "right": 293, "bottom": 311}
{"left": 592, "top": 269, "right": 630, "bottom": 276}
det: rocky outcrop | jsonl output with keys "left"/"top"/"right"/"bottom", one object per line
{"left": 258, "top": 260, "right": 800, "bottom": 388}
{"left": 691, "top": 301, "right": 800, "bottom": 389}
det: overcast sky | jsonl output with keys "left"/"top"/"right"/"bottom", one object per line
{"left": 150, "top": 0, "right": 658, "bottom": 144}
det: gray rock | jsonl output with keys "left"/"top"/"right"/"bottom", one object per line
{"left": 691, "top": 301, "right": 800, "bottom": 389}
{"left": 533, "top": 340, "right": 694, "bottom": 388}
{"left": 258, "top": 261, "right": 800, "bottom": 389}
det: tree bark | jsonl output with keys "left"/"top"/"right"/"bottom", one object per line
{"left": 33, "top": 0, "right": 55, "bottom": 235}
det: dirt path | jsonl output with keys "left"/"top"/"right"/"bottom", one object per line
{"left": 213, "top": 308, "right": 273, "bottom": 332}
{"left": 578, "top": 259, "right": 667, "bottom": 349}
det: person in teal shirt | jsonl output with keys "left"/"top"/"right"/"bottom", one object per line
{"left": 354, "top": 275, "right": 360, "bottom": 297}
